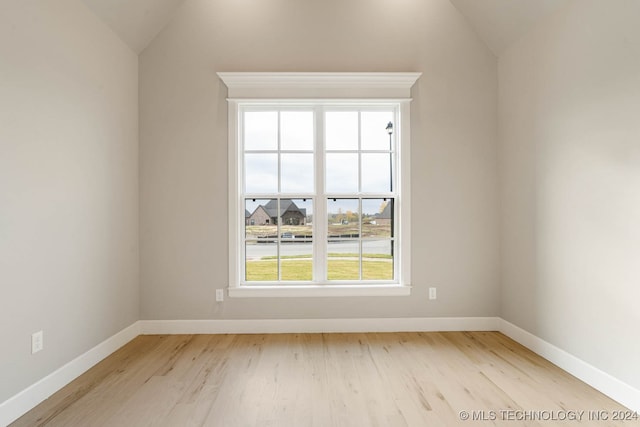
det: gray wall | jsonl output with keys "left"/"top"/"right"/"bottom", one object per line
{"left": 139, "top": 0, "right": 500, "bottom": 320}
{"left": 0, "top": 0, "right": 139, "bottom": 403}
{"left": 499, "top": 0, "right": 640, "bottom": 390}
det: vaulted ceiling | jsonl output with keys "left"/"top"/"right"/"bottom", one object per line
{"left": 449, "top": 0, "right": 569, "bottom": 55}
{"left": 82, "top": 0, "right": 569, "bottom": 56}
{"left": 82, "top": 0, "right": 187, "bottom": 54}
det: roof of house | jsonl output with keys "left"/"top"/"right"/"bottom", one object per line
{"left": 249, "top": 205, "right": 270, "bottom": 217}
{"left": 379, "top": 201, "right": 393, "bottom": 219}
{"left": 263, "top": 199, "right": 306, "bottom": 218}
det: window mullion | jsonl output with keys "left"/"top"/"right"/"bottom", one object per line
{"left": 314, "top": 106, "right": 327, "bottom": 283}
{"left": 277, "top": 111, "right": 282, "bottom": 281}
{"left": 357, "top": 111, "right": 362, "bottom": 193}
{"left": 357, "top": 112, "right": 363, "bottom": 281}
{"left": 358, "top": 198, "right": 363, "bottom": 280}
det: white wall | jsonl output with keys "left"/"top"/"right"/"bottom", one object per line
{"left": 0, "top": 0, "right": 139, "bottom": 403}
{"left": 3, "top": 0, "right": 639, "bottom": 415}
{"left": 499, "top": 0, "right": 640, "bottom": 390}
{"left": 139, "top": 0, "right": 500, "bottom": 320}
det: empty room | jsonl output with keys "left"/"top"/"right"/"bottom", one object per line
{"left": 1, "top": 0, "right": 639, "bottom": 425}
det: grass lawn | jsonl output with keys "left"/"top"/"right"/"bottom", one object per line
{"left": 246, "top": 257, "right": 393, "bottom": 281}
{"left": 245, "top": 260, "right": 313, "bottom": 281}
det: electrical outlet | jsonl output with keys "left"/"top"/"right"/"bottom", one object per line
{"left": 215, "top": 289, "right": 224, "bottom": 302}
{"left": 32, "top": 330, "right": 43, "bottom": 354}
{"left": 428, "top": 287, "right": 437, "bottom": 300}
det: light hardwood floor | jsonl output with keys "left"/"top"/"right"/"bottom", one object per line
{"left": 11, "top": 332, "right": 638, "bottom": 426}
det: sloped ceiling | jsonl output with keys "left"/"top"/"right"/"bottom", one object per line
{"left": 450, "top": 0, "right": 570, "bottom": 56}
{"left": 82, "top": 0, "right": 186, "bottom": 53}
{"left": 82, "top": 0, "right": 569, "bottom": 57}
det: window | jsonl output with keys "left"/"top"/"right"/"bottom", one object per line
{"left": 220, "top": 73, "right": 420, "bottom": 297}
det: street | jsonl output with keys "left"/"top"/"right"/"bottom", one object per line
{"left": 246, "top": 240, "right": 392, "bottom": 258}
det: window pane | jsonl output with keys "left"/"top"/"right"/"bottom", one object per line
{"left": 281, "top": 153, "right": 314, "bottom": 193}
{"left": 245, "top": 199, "right": 278, "bottom": 238}
{"left": 280, "top": 199, "right": 313, "bottom": 238}
{"left": 325, "top": 111, "right": 358, "bottom": 150}
{"left": 280, "top": 241, "right": 313, "bottom": 281}
{"left": 326, "top": 153, "right": 358, "bottom": 193}
{"left": 328, "top": 241, "right": 360, "bottom": 280}
{"left": 362, "top": 198, "right": 393, "bottom": 238}
{"left": 362, "top": 240, "right": 393, "bottom": 280}
{"left": 327, "top": 198, "right": 359, "bottom": 237}
{"left": 239, "top": 103, "right": 401, "bottom": 287}
{"left": 281, "top": 111, "right": 313, "bottom": 151}
{"left": 246, "top": 241, "right": 277, "bottom": 281}
{"left": 361, "top": 111, "right": 393, "bottom": 150}
{"left": 245, "top": 153, "right": 277, "bottom": 193}
{"left": 245, "top": 111, "right": 278, "bottom": 150}
{"left": 361, "top": 153, "right": 391, "bottom": 193}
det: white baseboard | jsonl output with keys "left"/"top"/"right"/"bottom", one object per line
{"left": 0, "top": 316, "right": 497, "bottom": 426}
{"left": 2, "top": 317, "right": 638, "bottom": 426}
{"left": 499, "top": 319, "right": 640, "bottom": 413}
{"left": 0, "top": 321, "right": 141, "bottom": 427}
{"left": 138, "top": 316, "right": 501, "bottom": 335}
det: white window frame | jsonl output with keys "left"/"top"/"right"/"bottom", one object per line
{"left": 219, "top": 72, "right": 420, "bottom": 297}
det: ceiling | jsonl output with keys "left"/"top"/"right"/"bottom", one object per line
{"left": 82, "top": 0, "right": 186, "bottom": 54}
{"left": 449, "top": 0, "right": 570, "bottom": 55}
{"left": 82, "top": 0, "right": 569, "bottom": 56}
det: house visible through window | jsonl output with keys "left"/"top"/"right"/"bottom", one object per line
{"left": 242, "top": 106, "right": 396, "bottom": 283}
{"left": 219, "top": 72, "right": 419, "bottom": 297}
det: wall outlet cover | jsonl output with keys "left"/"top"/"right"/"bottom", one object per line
{"left": 31, "top": 330, "right": 43, "bottom": 354}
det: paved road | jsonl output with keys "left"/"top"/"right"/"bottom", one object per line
{"left": 246, "top": 240, "right": 392, "bottom": 258}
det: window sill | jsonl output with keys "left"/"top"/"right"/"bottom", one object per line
{"left": 228, "top": 284, "right": 411, "bottom": 298}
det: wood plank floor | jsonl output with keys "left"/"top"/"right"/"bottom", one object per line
{"left": 11, "top": 332, "right": 638, "bottom": 427}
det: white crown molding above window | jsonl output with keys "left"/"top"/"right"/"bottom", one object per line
{"left": 217, "top": 72, "right": 422, "bottom": 99}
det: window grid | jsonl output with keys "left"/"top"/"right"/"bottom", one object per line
{"left": 241, "top": 104, "right": 399, "bottom": 285}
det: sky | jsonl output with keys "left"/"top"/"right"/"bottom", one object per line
{"left": 244, "top": 109, "right": 395, "bottom": 196}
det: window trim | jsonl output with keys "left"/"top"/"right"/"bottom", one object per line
{"left": 220, "top": 73, "right": 420, "bottom": 297}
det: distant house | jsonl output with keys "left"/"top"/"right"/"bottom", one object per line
{"left": 376, "top": 201, "right": 393, "bottom": 225}
{"left": 248, "top": 205, "right": 271, "bottom": 225}
{"left": 247, "top": 199, "right": 307, "bottom": 226}
{"left": 245, "top": 209, "right": 251, "bottom": 225}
